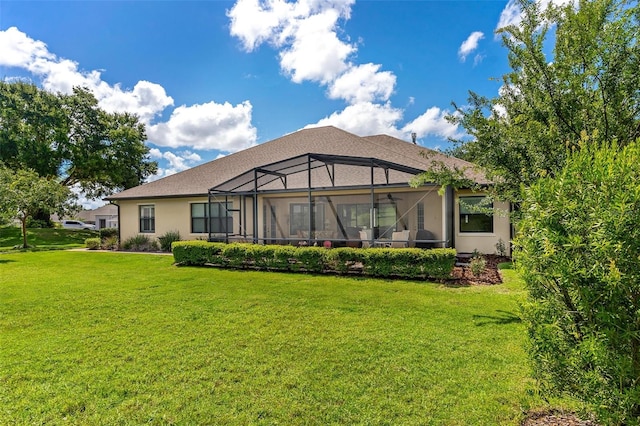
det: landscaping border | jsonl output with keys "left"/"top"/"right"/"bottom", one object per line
{"left": 172, "top": 241, "right": 456, "bottom": 280}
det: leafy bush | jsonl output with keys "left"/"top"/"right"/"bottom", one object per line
{"left": 26, "top": 218, "right": 52, "bottom": 229}
{"left": 99, "top": 228, "right": 118, "bottom": 240}
{"left": 172, "top": 241, "right": 456, "bottom": 280}
{"left": 101, "top": 236, "right": 119, "bottom": 250}
{"left": 158, "top": 230, "right": 181, "bottom": 252}
{"left": 122, "top": 234, "right": 159, "bottom": 252}
{"left": 469, "top": 252, "right": 486, "bottom": 277}
{"left": 85, "top": 238, "right": 101, "bottom": 250}
{"left": 515, "top": 141, "right": 640, "bottom": 424}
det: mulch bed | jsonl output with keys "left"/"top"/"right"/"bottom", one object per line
{"left": 448, "top": 254, "right": 511, "bottom": 285}
{"left": 521, "top": 409, "right": 598, "bottom": 426}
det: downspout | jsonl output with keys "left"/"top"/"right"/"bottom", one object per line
{"left": 307, "top": 156, "right": 312, "bottom": 245}
{"left": 370, "top": 159, "right": 375, "bottom": 245}
{"left": 445, "top": 185, "right": 455, "bottom": 249}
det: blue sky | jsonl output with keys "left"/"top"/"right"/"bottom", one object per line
{"left": 0, "top": 0, "right": 551, "bottom": 207}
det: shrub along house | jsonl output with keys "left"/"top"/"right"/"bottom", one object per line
{"left": 106, "top": 126, "right": 511, "bottom": 255}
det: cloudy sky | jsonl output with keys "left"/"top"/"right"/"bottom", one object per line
{"left": 1, "top": 0, "right": 543, "bottom": 207}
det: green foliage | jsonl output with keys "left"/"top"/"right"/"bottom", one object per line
{"left": 469, "top": 253, "right": 487, "bottom": 277}
{"left": 25, "top": 218, "right": 53, "bottom": 229}
{"left": 440, "top": 0, "right": 640, "bottom": 203}
{"left": 121, "top": 234, "right": 158, "bottom": 252}
{"left": 495, "top": 238, "right": 508, "bottom": 257}
{"left": 0, "top": 81, "right": 157, "bottom": 198}
{"left": 515, "top": 141, "right": 640, "bottom": 424}
{"left": 157, "top": 230, "right": 181, "bottom": 252}
{"left": 98, "top": 227, "right": 118, "bottom": 240}
{"left": 0, "top": 225, "right": 97, "bottom": 251}
{"left": 84, "top": 238, "right": 101, "bottom": 250}
{"left": 0, "top": 167, "right": 78, "bottom": 248}
{"left": 101, "top": 236, "right": 119, "bottom": 250}
{"left": 172, "top": 241, "right": 457, "bottom": 280}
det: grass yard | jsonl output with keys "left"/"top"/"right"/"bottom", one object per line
{"left": 1, "top": 250, "right": 544, "bottom": 424}
{"left": 0, "top": 225, "right": 98, "bottom": 251}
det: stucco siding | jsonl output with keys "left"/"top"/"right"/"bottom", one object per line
{"left": 453, "top": 190, "right": 511, "bottom": 255}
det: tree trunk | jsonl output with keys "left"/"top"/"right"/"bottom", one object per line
{"left": 21, "top": 217, "right": 28, "bottom": 248}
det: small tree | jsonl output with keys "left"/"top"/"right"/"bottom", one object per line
{"left": 515, "top": 140, "right": 640, "bottom": 424}
{"left": 0, "top": 168, "right": 78, "bottom": 248}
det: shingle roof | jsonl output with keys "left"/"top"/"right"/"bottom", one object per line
{"left": 106, "top": 126, "right": 487, "bottom": 201}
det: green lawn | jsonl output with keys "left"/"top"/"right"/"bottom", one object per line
{"left": 1, "top": 250, "right": 545, "bottom": 424}
{"left": 0, "top": 225, "right": 98, "bottom": 251}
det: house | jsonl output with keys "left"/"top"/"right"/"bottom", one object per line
{"left": 56, "top": 204, "right": 118, "bottom": 230}
{"left": 91, "top": 204, "right": 119, "bottom": 230}
{"left": 106, "top": 126, "right": 511, "bottom": 255}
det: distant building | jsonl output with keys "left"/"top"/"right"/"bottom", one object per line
{"left": 64, "top": 204, "right": 118, "bottom": 230}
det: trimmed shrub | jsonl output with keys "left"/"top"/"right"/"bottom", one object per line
{"left": 172, "top": 241, "right": 456, "bottom": 280}
{"left": 85, "top": 238, "right": 101, "bottom": 250}
{"left": 122, "top": 234, "right": 159, "bottom": 252}
{"left": 99, "top": 228, "right": 118, "bottom": 240}
{"left": 158, "top": 230, "right": 181, "bottom": 252}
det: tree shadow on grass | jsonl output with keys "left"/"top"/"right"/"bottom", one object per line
{"left": 0, "top": 259, "right": 16, "bottom": 264}
{"left": 473, "top": 310, "right": 522, "bottom": 326}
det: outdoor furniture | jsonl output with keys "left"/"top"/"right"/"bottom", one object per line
{"left": 390, "top": 230, "right": 410, "bottom": 248}
{"left": 359, "top": 229, "right": 372, "bottom": 248}
{"left": 414, "top": 229, "right": 436, "bottom": 249}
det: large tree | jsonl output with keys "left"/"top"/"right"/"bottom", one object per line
{"left": 441, "top": 0, "right": 640, "bottom": 203}
{"left": 0, "top": 167, "right": 78, "bottom": 248}
{"left": 0, "top": 81, "right": 158, "bottom": 199}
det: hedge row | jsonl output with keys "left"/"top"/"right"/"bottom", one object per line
{"left": 172, "top": 241, "right": 456, "bottom": 280}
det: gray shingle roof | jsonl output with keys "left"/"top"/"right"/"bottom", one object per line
{"left": 106, "top": 126, "right": 486, "bottom": 200}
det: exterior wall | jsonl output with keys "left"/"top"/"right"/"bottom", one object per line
{"left": 116, "top": 187, "right": 511, "bottom": 255}
{"left": 94, "top": 214, "right": 118, "bottom": 230}
{"left": 453, "top": 189, "right": 511, "bottom": 255}
{"left": 117, "top": 196, "right": 251, "bottom": 243}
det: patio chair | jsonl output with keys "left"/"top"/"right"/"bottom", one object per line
{"left": 359, "top": 229, "right": 372, "bottom": 248}
{"left": 414, "top": 229, "right": 436, "bottom": 249}
{"left": 390, "top": 230, "right": 410, "bottom": 248}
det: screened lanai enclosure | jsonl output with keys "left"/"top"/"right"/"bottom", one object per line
{"left": 207, "top": 153, "right": 454, "bottom": 248}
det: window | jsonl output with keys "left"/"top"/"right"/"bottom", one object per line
{"left": 417, "top": 203, "right": 425, "bottom": 231}
{"left": 191, "top": 202, "right": 233, "bottom": 234}
{"left": 336, "top": 203, "right": 397, "bottom": 238}
{"left": 139, "top": 205, "right": 155, "bottom": 233}
{"left": 290, "top": 203, "right": 324, "bottom": 235}
{"left": 459, "top": 196, "right": 493, "bottom": 233}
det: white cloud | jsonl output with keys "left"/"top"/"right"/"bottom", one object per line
{"left": 147, "top": 101, "right": 257, "bottom": 152}
{"left": 458, "top": 31, "right": 484, "bottom": 62}
{"left": 0, "top": 27, "right": 174, "bottom": 122}
{"left": 145, "top": 149, "right": 205, "bottom": 182}
{"left": 327, "top": 63, "right": 396, "bottom": 104}
{"left": 402, "top": 107, "right": 461, "bottom": 140}
{"left": 278, "top": 8, "right": 354, "bottom": 83}
{"left": 228, "top": 0, "right": 394, "bottom": 101}
{"left": 496, "top": 0, "right": 576, "bottom": 32}
{"left": 180, "top": 151, "right": 202, "bottom": 162}
{"left": 0, "top": 26, "right": 258, "bottom": 157}
{"left": 0, "top": 26, "right": 54, "bottom": 67}
{"left": 473, "top": 54, "right": 485, "bottom": 67}
{"left": 306, "top": 101, "right": 404, "bottom": 137}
